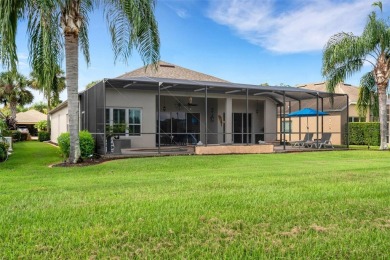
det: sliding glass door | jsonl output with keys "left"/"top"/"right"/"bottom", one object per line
{"left": 233, "top": 113, "right": 252, "bottom": 143}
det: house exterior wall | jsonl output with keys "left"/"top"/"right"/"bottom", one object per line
{"left": 106, "top": 88, "right": 156, "bottom": 148}
{"left": 50, "top": 105, "right": 68, "bottom": 143}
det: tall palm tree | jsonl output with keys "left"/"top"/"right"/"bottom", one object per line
{"left": 0, "top": 0, "right": 160, "bottom": 163}
{"left": 322, "top": 3, "right": 390, "bottom": 150}
{"left": 0, "top": 71, "right": 34, "bottom": 119}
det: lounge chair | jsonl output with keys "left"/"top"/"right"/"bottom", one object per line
{"left": 312, "top": 133, "right": 333, "bottom": 149}
{"left": 290, "top": 133, "right": 313, "bottom": 147}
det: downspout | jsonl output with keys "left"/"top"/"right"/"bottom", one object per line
{"left": 299, "top": 100, "right": 301, "bottom": 141}
{"left": 346, "top": 94, "right": 349, "bottom": 148}
{"left": 321, "top": 97, "right": 324, "bottom": 136}
{"left": 103, "top": 79, "right": 106, "bottom": 155}
{"left": 283, "top": 91, "right": 286, "bottom": 150}
{"left": 205, "top": 86, "right": 208, "bottom": 146}
{"left": 246, "top": 88, "right": 249, "bottom": 145}
{"left": 158, "top": 82, "right": 162, "bottom": 154}
{"left": 316, "top": 93, "right": 319, "bottom": 149}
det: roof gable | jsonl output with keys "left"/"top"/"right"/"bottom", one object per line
{"left": 16, "top": 109, "right": 47, "bottom": 124}
{"left": 117, "top": 61, "right": 229, "bottom": 83}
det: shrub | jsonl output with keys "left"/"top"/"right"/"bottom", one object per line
{"left": 79, "top": 131, "right": 95, "bottom": 157}
{"left": 12, "top": 130, "right": 21, "bottom": 141}
{"left": 0, "top": 142, "right": 7, "bottom": 162}
{"left": 57, "top": 132, "right": 70, "bottom": 158}
{"left": 35, "top": 120, "right": 48, "bottom": 132}
{"left": 57, "top": 131, "right": 95, "bottom": 159}
{"left": 348, "top": 122, "right": 380, "bottom": 146}
{"left": 38, "top": 131, "right": 50, "bottom": 142}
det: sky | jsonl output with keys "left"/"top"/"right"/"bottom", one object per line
{"left": 10, "top": 0, "right": 390, "bottom": 104}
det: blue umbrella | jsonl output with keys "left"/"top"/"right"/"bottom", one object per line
{"left": 287, "top": 108, "right": 329, "bottom": 132}
{"left": 287, "top": 108, "right": 328, "bottom": 117}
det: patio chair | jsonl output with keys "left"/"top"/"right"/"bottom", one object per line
{"left": 312, "top": 133, "right": 334, "bottom": 149}
{"left": 290, "top": 133, "right": 313, "bottom": 147}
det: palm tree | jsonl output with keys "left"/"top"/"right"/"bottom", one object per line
{"left": 0, "top": 71, "right": 34, "bottom": 119}
{"left": 30, "top": 68, "right": 66, "bottom": 131}
{"left": 0, "top": 0, "right": 160, "bottom": 163}
{"left": 357, "top": 72, "right": 379, "bottom": 121}
{"left": 322, "top": 2, "right": 390, "bottom": 150}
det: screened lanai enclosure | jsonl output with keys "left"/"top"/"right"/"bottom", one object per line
{"left": 79, "top": 77, "right": 349, "bottom": 155}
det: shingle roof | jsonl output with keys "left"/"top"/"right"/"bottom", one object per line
{"left": 117, "top": 61, "right": 229, "bottom": 83}
{"left": 297, "top": 82, "right": 359, "bottom": 103}
{"left": 16, "top": 109, "right": 47, "bottom": 124}
{"left": 284, "top": 82, "right": 354, "bottom": 113}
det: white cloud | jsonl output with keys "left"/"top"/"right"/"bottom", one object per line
{"left": 207, "top": 0, "right": 382, "bottom": 53}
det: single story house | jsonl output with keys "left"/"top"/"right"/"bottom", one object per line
{"left": 50, "top": 61, "right": 348, "bottom": 154}
{"left": 15, "top": 109, "right": 47, "bottom": 136}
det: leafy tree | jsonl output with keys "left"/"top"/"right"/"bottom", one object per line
{"left": 0, "top": 0, "right": 160, "bottom": 163}
{"left": 85, "top": 80, "right": 101, "bottom": 90}
{"left": 356, "top": 72, "right": 379, "bottom": 121}
{"left": 322, "top": 2, "right": 390, "bottom": 150}
{"left": 30, "top": 101, "right": 48, "bottom": 114}
{"left": 0, "top": 71, "right": 34, "bottom": 119}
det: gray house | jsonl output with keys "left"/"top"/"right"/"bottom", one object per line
{"left": 50, "top": 61, "right": 348, "bottom": 154}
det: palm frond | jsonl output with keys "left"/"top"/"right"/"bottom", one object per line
{"left": 103, "top": 0, "right": 160, "bottom": 66}
{"left": 322, "top": 32, "right": 367, "bottom": 93}
{"left": 0, "top": 0, "right": 25, "bottom": 70}
{"left": 357, "top": 71, "right": 379, "bottom": 118}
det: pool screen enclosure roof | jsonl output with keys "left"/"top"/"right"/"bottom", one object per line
{"left": 103, "top": 76, "right": 347, "bottom": 104}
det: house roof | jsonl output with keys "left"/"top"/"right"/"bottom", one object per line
{"left": 297, "top": 82, "right": 359, "bottom": 103}
{"left": 117, "top": 61, "right": 229, "bottom": 83}
{"left": 16, "top": 109, "right": 46, "bottom": 124}
{"left": 48, "top": 101, "right": 68, "bottom": 115}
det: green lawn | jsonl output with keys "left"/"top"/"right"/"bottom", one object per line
{"left": 1, "top": 142, "right": 390, "bottom": 259}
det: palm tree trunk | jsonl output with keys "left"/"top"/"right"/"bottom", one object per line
{"left": 378, "top": 86, "right": 388, "bottom": 150}
{"left": 10, "top": 101, "right": 17, "bottom": 119}
{"left": 65, "top": 33, "right": 81, "bottom": 163}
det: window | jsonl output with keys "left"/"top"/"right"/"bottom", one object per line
{"left": 348, "top": 117, "right": 365, "bottom": 122}
{"left": 282, "top": 120, "right": 292, "bottom": 133}
{"left": 105, "top": 108, "right": 142, "bottom": 136}
{"left": 128, "top": 109, "right": 141, "bottom": 135}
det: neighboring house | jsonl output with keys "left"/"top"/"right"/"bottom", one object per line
{"left": 277, "top": 82, "right": 384, "bottom": 145}
{"left": 15, "top": 109, "right": 47, "bottom": 136}
{"left": 50, "top": 61, "right": 347, "bottom": 154}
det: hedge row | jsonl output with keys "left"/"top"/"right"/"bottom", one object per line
{"left": 348, "top": 122, "right": 380, "bottom": 146}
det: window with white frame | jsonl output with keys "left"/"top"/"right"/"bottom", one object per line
{"left": 128, "top": 109, "right": 141, "bottom": 135}
{"left": 105, "top": 108, "right": 141, "bottom": 136}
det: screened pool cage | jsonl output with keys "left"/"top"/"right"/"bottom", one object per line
{"left": 79, "top": 77, "right": 349, "bottom": 154}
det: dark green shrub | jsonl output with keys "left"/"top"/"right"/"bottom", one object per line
{"left": 0, "top": 142, "right": 7, "bottom": 162}
{"left": 12, "top": 130, "right": 21, "bottom": 141}
{"left": 58, "top": 132, "right": 70, "bottom": 158}
{"left": 79, "top": 131, "right": 95, "bottom": 157}
{"left": 20, "top": 133, "right": 28, "bottom": 141}
{"left": 57, "top": 131, "right": 95, "bottom": 159}
{"left": 348, "top": 122, "right": 380, "bottom": 146}
{"left": 38, "top": 131, "right": 50, "bottom": 142}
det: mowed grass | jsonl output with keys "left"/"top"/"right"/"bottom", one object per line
{"left": 1, "top": 142, "right": 390, "bottom": 259}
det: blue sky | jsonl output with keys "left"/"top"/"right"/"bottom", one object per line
{"left": 12, "top": 0, "right": 390, "bottom": 103}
